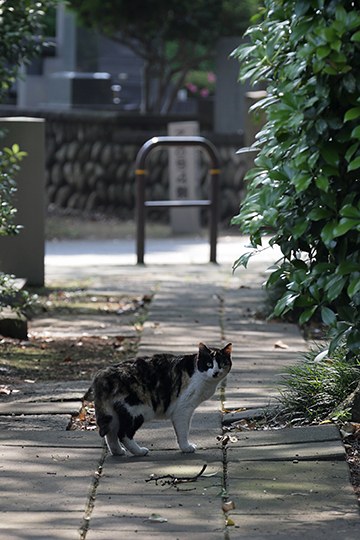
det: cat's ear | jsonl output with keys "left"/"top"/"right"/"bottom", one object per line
{"left": 198, "top": 342, "right": 211, "bottom": 356}
{"left": 222, "top": 343, "right": 232, "bottom": 356}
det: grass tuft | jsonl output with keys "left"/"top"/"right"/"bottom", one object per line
{"left": 277, "top": 344, "right": 360, "bottom": 424}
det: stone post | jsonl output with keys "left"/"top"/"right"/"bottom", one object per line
{"left": 168, "top": 121, "right": 201, "bottom": 234}
{"left": 0, "top": 117, "right": 45, "bottom": 286}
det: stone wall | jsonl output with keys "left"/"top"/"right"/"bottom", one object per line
{"left": 2, "top": 109, "right": 248, "bottom": 224}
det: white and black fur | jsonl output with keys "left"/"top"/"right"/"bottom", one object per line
{"left": 92, "top": 342, "right": 232, "bottom": 456}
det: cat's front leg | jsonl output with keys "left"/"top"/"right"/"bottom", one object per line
{"left": 171, "top": 410, "right": 196, "bottom": 453}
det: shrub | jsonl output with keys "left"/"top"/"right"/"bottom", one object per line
{"left": 0, "top": 143, "right": 27, "bottom": 236}
{"left": 232, "top": 0, "right": 360, "bottom": 354}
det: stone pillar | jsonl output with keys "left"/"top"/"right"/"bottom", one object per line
{"left": 0, "top": 118, "right": 45, "bottom": 286}
{"left": 215, "top": 37, "right": 247, "bottom": 134}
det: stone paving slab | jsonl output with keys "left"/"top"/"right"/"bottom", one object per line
{"left": 224, "top": 318, "right": 307, "bottom": 410}
{"left": 225, "top": 511, "right": 360, "bottom": 539}
{"left": 88, "top": 454, "right": 224, "bottom": 538}
{"left": 0, "top": 414, "right": 71, "bottom": 430}
{"left": 0, "top": 430, "right": 102, "bottom": 447}
{"left": 226, "top": 459, "right": 360, "bottom": 538}
{"left": 0, "top": 400, "right": 83, "bottom": 415}
{"left": 86, "top": 531, "right": 221, "bottom": 540}
{"left": 223, "top": 387, "right": 280, "bottom": 409}
{"left": 0, "top": 528, "right": 80, "bottom": 540}
{"left": 30, "top": 314, "right": 137, "bottom": 339}
{"left": 227, "top": 439, "right": 344, "bottom": 461}
{"left": 0, "top": 443, "right": 101, "bottom": 537}
{"left": 226, "top": 425, "right": 340, "bottom": 446}
{"left": 0, "top": 445, "right": 100, "bottom": 511}
{"left": 2, "top": 381, "right": 89, "bottom": 402}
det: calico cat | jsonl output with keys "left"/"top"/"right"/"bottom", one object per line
{"left": 92, "top": 342, "right": 232, "bottom": 456}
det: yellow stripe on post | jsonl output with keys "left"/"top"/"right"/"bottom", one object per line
{"left": 135, "top": 169, "right": 148, "bottom": 175}
{"left": 210, "top": 168, "right": 221, "bottom": 174}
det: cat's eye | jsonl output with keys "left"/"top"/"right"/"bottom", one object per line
{"left": 207, "top": 362, "right": 213, "bottom": 368}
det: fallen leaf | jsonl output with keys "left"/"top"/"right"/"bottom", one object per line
{"left": 340, "top": 422, "right": 360, "bottom": 439}
{"left": 0, "top": 385, "right": 11, "bottom": 395}
{"left": 226, "top": 517, "right": 236, "bottom": 526}
{"left": 222, "top": 500, "right": 236, "bottom": 512}
{"left": 274, "top": 340, "right": 289, "bottom": 349}
{"left": 223, "top": 407, "right": 246, "bottom": 414}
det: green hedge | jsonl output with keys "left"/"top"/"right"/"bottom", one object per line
{"left": 232, "top": 0, "right": 360, "bottom": 354}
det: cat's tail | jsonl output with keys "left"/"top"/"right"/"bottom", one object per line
{"left": 83, "top": 384, "right": 94, "bottom": 401}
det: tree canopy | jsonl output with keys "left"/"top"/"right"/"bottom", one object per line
{"left": 68, "top": 0, "right": 258, "bottom": 113}
{"left": 0, "top": 0, "right": 52, "bottom": 100}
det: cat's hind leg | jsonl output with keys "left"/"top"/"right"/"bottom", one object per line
{"left": 104, "top": 416, "right": 126, "bottom": 456}
{"left": 121, "top": 435, "right": 149, "bottom": 456}
{"left": 96, "top": 409, "right": 126, "bottom": 455}
{"left": 105, "top": 432, "right": 126, "bottom": 456}
{"left": 115, "top": 403, "right": 148, "bottom": 456}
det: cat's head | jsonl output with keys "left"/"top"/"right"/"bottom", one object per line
{"left": 197, "top": 342, "right": 232, "bottom": 381}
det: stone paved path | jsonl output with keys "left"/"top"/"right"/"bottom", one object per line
{"left": 0, "top": 238, "right": 359, "bottom": 539}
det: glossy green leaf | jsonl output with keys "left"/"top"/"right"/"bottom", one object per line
{"left": 320, "top": 145, "right": 339, "bottom": 166}
{"left": 314, "top": 176, "right": 329, "bottom": 192}
{"left": 339, "top": 204, "right": 360, "bottom": 219}
{"left": 351, "top": 126, "right": 360, "bottom": 140}
{"left": 325, "top": 275, "right": 346, "bottom": 302}
{"left": 299, "top": 305, "right": 317, "bottom": 325}
{"left": 345, "top": 143, "right": 359, "bottom": 163}
{"left": 332, "top": 218, "right": 360, "bottom": 238}
{"left": 232, "top": 251, "right": 254, "bottom": 271}
{"left": 347, "top": 329, "right": 360, "bottom": 353}
{"left": 321, "top": 307, "right": 336, "bottom": 326}
{"left": 347, "top": 278, "right": 360, "bottom": 298}
{"left": 292, "top": 174, "right": 312, "bottom": 193}
{"left": 292, "top": 220, "right": 308, "bottom": 239}
{"left": 274, "top": 291, "right": 300, "bottom": 317}
{"left": 337, "top": 262, "right": 360, "bottom": 275}
{"left": 308, "top": 206, "right": 331, "bottom": 221}
{"left": 348, "top": 156, "right": 360, "bottom": 172}
{"left": 344, "top": 107, "right": 360, "bottom": 122}
{"left": 320, "top": 221, "right": 337, "bottom": 245}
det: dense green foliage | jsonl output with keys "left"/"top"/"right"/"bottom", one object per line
{"left": 0, "top": 144, "right": 27, "bottom": 236}
{"left": 232, "top": 0, "right": 360, "bottom": 354}
{"left": 68, "top": 0, "right": 258, "bottom": 113}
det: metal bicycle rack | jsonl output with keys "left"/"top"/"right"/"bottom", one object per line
{"left": 135, "top": 136, "right": 221, "bottom": 264}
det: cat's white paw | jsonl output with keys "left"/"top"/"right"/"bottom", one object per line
{"left": 134, "top": 446, "right": 149, "bottom": 456}
{"left": 181, "top": 443, "right": 197, "bottom": 453}
{"left": 105, "top": 436, "right": 127, "bottom": 456}
{"left": 109, "top": 447, "right": 126, "bottom": 456}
